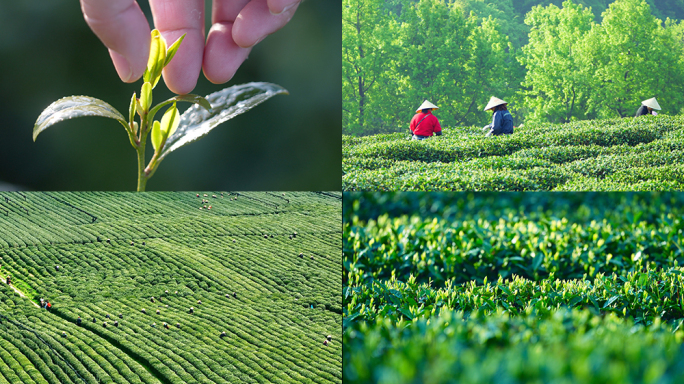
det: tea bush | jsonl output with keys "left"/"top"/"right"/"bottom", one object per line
{"left": 0, "top": 192, "right": 342, "bottom": 384}
{"left": 344, "top": 192, "right": 684, "bottom": 383}
{"left": 343, "top": 116, "right": 684, "bottom": 190}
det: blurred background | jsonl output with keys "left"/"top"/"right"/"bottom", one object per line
{"left": 0, "top": 1, "right": 340, "bottom": 191}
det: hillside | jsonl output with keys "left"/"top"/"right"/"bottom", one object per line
{"left": 343, "top": 115, "right": 684, "bottom": 191}
{"left": 0, "top": 191, "right": 342, "bottom": 384}
{"left": 343, "top": 192, "right": 684, "bottom": 383}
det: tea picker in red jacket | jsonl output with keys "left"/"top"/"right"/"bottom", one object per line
{"left": 410, "top": 100, "right": 442, "bottom": 140}
{"left": 635, "top": 97, "right": 660, "bottom": 117}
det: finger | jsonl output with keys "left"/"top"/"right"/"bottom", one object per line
{"left": 203, "top": 22, "right": 252, "bottom": 84}
{"left": 203, "top": 0, "right": 251, "bottom": 84}
{"left": 80, "top": 0, "right": 150, "bottom": 82}
{"left": 267, "top": 0, "right": 300, "bottom": 15}
{"left": 149, "top": 0, "right": 205, "bottom": 94}
{"left": 232, "top": 0, "right": 300, "bottom": 48}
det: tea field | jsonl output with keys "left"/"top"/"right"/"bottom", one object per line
{"left": 0, "top": 191, "right": 342, "bottom": 384}
{"left": 344, "top": 192, "right": 684, "bottom": 383}
{"left": 343, "top": 116, "right": 684, "bottom": 191}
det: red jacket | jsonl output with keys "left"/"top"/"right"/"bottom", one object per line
{"left": 410, "top": 111, "right": 441, "bottom": 136}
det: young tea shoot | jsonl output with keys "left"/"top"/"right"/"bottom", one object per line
{"left": 33, "top": 29, "right": 288, "bottom": 191}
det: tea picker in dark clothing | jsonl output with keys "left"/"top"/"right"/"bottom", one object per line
{"left": 410, "top": 100, "right": 442, "bottom": 140}
{"left": 483, "top": 97, "right": 513, "bottom": 136}
{"left": 635, "top": 97, "right": 660, "bottom": 117}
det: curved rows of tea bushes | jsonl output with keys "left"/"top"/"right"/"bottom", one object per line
{"left": 343, "top": 192, "right": 684, "bottom": 383}
{"left": 343, "top": 116, "right": 684, "bottom": 191}
{"left": 0, "top": 192, "right": 342, "bottom": 384}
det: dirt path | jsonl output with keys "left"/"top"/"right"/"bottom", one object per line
{"left": 2, "top": 274, "right": 40, "bottom": 308}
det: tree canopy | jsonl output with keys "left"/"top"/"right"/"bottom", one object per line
{"left": 344, "top": 0, "right": 684, "bottom": 135}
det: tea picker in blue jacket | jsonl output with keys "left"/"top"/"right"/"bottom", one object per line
{"left": 483, "top": 97, "right": 513, "bottom": 137}
{"left": 635, "top": 97, "right": 660, "bottom": 117}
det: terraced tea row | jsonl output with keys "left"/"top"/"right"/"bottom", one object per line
{"left": 0, "top": 192, "right": 342, "bottom": 384}
{"left": 343, "top": 116, "right": 684, "bottom": 190}
{"left": 0, "top": 192, "right": 338, "bottom": 248}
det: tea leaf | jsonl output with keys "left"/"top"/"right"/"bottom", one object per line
{"left": 128, "top": 92, "right": 136, "bottom": 124}
{"left": 164, "top": 33, "right": 186, "bottom": 67}
{"left": 140, "top": 82, "right": 152, "bottom": 112}
{"left": 147, "top": 94, "right": 211, "bottom": 127}
{"left": 157, "top": 82, "right": 288, "bottom": 161}
{"left": 532, "top": 253, "right": 544, "bottom": 271}
{"left": 33, "top": 96, "right": 128, "bottom": 141}
{"left": 151, "top": 121, "right": 162, "bottom": 152}
{"left": 144, "top": 29, "right": 167, "bottom": 88}
{"left": 160, "top": 103, "right": 180, "bottom": 137}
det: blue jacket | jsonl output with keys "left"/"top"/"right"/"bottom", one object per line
{"left": 491, "top": 110, "right": 513, "bottom": 135}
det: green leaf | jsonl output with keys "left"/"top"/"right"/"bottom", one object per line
{"left": 151, "top": 121, "right": 162, "bottom": 152}
{"left": 144, "top": 29, "right": 167, "bottom": 88}
{"left": 343, "top": 313, "right": 361, "bottom": 329}
{"left": 33, "top": 96, "right": 128, "bottom": 141}
{"left": 164, "top": 33, "right": 186, "bottom": 67}
{"left": 140, "top": 82, "right": 152, "bottom": 112}
{"left": 532, "top": 253, "right": 544, "bottom": 271}
{"left": 399, "top": 307, "right": 413, "bottom": 320}
{"left": 147, "top": 94, "right": 212, "bottom": 127}
{"left": 128, "top": 92, "right": 136, "bottom": 124}
{"left": 567, "top": 295, "right": 583, "bottom": 308}
{"left": 157, "top": 82, "right": 288, "bottom": 161}
{"left": 160, "top": 103, "right": 180, "bottom": 137}
{"left": 603, "top": 295, "right": 620, "bottom": 309}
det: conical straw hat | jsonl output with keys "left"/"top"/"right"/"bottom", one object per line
{"left": 484, "top": 97, "right": 507, "bottom": 111}
{"left": 641, "top": 97, "right": 661, "bottom": 110}
{"left": 416, "top": 100, "right": 439, "bottom": 113}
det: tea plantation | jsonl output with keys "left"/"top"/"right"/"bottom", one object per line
{"left": 343, "top": 116, "right": 684, "bottom": 191}
{"left": 0, "top": 191, "right": 342, "bottom": 384}
{"left": 344, "top": 192, "right": 684, "bottom": 383}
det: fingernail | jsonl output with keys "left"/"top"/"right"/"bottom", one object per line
{"left": 270, "top": 1, "right": 299, "bottom": 16}
{"left": 110, "top": 50, "right": 134, "bottom": 82}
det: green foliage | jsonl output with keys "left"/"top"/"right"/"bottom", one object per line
{"left": 344, "top": 0, "right": 684, "bottom": 134}
{"left": 344, "top": 197, "right": 684, "bottom": 287}
{"left": 520, "top": 1, "right": 595, "bottom": 123}
{"left": 344, "top": 308, "right": 684, "bottom": 383}
{"left": 343, "top": 0, "right": 521, "bottom": 135}
{"left": 344, "top": 192, "right": 684, "bottom": 383}
{"left": 582, "top": 0, "right": 684, "bottom": 118}
{"left": 0, "top": 192, "right": 342, "bottom": 383}
{"left": 343, "top": 115, "right": 684, "bottom": 191}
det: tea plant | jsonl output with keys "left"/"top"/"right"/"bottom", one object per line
{"left": 344, "top": 192, "right": 684, "bottom": 383}
{"left": 33, "top": 30, "right": 287, "bottom": 191}
{"left": 343, "top": 116, "right": 684, "bottom": 191}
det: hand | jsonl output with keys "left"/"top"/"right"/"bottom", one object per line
{"left": 80, "top": 0, "right": 300, "bottom": 94}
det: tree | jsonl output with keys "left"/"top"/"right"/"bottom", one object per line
{"left": 452, "top": 0, "right": 529, "bottom": 48}
{"left": 461, "top": 16, "right": 522, "bottom": 125}
{"left": 519, "top": 1, "right": 595, "bottom": 123}
{"left": 582, "top": 0, "right": 684, "bottom": 117}
{"left": 342, "top": 0, "right": 389, "bottom": 134}
{"left": 394, "top": 0, "right": 517, "bottom": 128}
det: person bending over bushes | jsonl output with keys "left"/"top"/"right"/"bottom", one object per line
{"left": 483, "top": 97, "right": 513, "bottom": 137}
{"left": 410, "top": 100, "right": 442, "bottom": 141}
{"left": 636, "top": 97, "right": 660, "bottom": 117}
